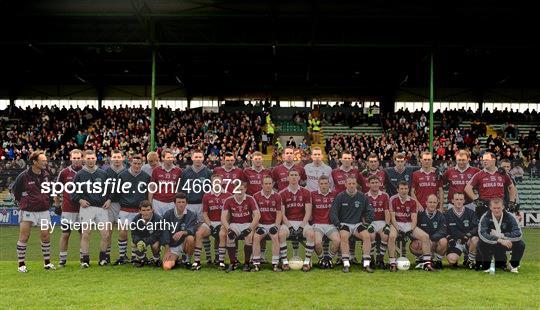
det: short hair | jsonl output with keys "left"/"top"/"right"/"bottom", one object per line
{"left": 192, "top": 149, "right": 204, "bottom": 156}
{"left": 421, "top": 151, "right": 433, "bottom": 158}
{"left": 500, "top": 159, "right": 511, "bottom": 165}
{"left": 427, "top": 194, "right": 438, "bottom": 202}
{"left": 490, "top": 197, "right": 504, "bottom": 206}
{"left": 312, "top": 147, "right": 322, "bottom": 153}
{"left": 84, "top": 150, "right": 96, "bottom": 157}
{"left": 252, "top": 151, "right": 263, "bottom": 158}
{"left": 341, "top": 151, "right": 352, "bottom": 158}
{"left": 457, "top": 150, "right": 470, "bottom": 158}
{"left": 318, "top": 175, "right": 329, "bottom": 182}
{"left": 70, "top": 149, "right": 82, "bottom": 157}
{"left": 211, "top": 173, "right": 222, "bottom": 180}
{"left": 398, "top": 181, "right": 409, "bottom": 188}
{"left": 262, "top": 175, "right": 273, "bottom": 182}
{"left": 161, "top": 148, "right": 173, "bottom": 158}
{"left": 288, "top": 170, "right": 300, "bottom": 176}
{"left": 224, "top": 152, "right": 234, "bottom": 158}
{"left": 146, "top": 151, "right": 159, "bottom": 160}
{"left": 111, "top": 149, "right": 123, "bottom": 156}
{"left": 394, "top": 153, "right": 406, "bottom": 160}
{"left": 452, "top": 191, "right": 465, "bottom": 198}
{"left": 139, "top": 200, "right": 152, "bottom": 209}
{"left": 483, "top": 152, "right": 496, "bottom": 160}
{"left": 29, "top": 150, "right": 45, "bottom": 165}
{"left": 284, "top": 146, "right": 294, "bottom": 152}
{"left": 368, "top": 175, "right": 380, "bottom": 183}
{"left": 368, "top": 153, "right": 378, "bottom": 160}
{"left": 175, "top": 192, "right": 187, "bottom": 202}
{"left": 346, "top": 175, "right": 357, "bottom": 182}
{"left": 132, "top": 154, "right": 143, "bottom": 161}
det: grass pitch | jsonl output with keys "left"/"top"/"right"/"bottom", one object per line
{"left": 0, "top": 226, "right": 539, "bottom": 309}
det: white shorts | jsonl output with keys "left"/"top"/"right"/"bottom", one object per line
{"left": 371, "top": 220, "right": 387, "bottom": 233}
{"left": 79, "top": 206, "right": 110, "bottom": 226}
{"left": 19, "top": 210, "right": 50, "bottom": 227}
{"left": 200, "top": 221, "right": 222, "bottom": 231}
{"left": 312, "top": 224, "right": 338, "bottom": 237}
{"left": 339, "top": 222, "right": 362, "bottom": 233}
{"left": 60, "top": 212, "right": 79, "bottom": 231}
{"left": 280, "top": 221, "right": 313, "bottom": 238}
{"left": 108, "top": 202, "right": 121, "bottom": 223}
{"left": 118, "top": 210, "right": 138, "bottom": 224}
{"left": 229, "top": 223, "right": 252, "bottom": 236}
{"left": 153, "top": 200, "right": 175, "bottom": 217}
{"left": 169, "top": 245, "right": 185, "bottom": 257}
{"left": 187, "top": 203, "right": 203, "bottom": 223}
{"left": 397, "top": 222, "right": 412, "bottom": 233}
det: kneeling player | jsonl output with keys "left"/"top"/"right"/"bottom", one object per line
{"left": 365, "top": 175, "right": 391, "bottom": 269}
{"left": 388, "top": 181, "right": 435, "bottom": 271}
{"left": 221, "top": 181, "right": 260, "bottom": 272}
{"left": 252, "top": 176, "right": 283, "bottom": 271}
{"left": 311, "top": 176, "right": 340, "bottom": 269}
{"left": 131, "top": 200, "right": 163, "bottom": 267}
{"left": 330, "top": 176, "right": 375, "bottom": 273}
{"left": 161, "top": 193, "right": 197, "bottom": 270}
{"left": 192, "top": 175, "right": 231, "bottom": 270}
{"left": 278, "top": 170, "right": 316, "bottom": 272}
{"left": 412, "top": 194, "right": 448, "bottom": 269}
{"left": 445, "top": 192, "right": 479, "bottom": 269}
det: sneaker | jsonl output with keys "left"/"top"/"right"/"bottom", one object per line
{"left": 183, "top": 261, "right": 192, "bottom": 269}
{"left": 363, "top": 266, "right": 374, "bottom": 273}
{"left": 219, "top": 262, "right": 228, "bottom": 271}
{"left": 99, "top": 259, "right": 109, "bottom": 266}
{"left": 325, "top": 256, "right": 334, "bottom": 269}
{"left": 44, "top": 263, "right": 56, "bottom": 270}
{"left": 242, "top": 263, "right": 251, "bottom": 272}
{"left": 463, "top": 258, "right": 470, "bottom": 268}
{"left": 18, "top": 265, "right": 28, "bottom": 273}
{"left": 281, "top": 263, "right": 290, "bottom": 271}
{"left": 302, "top": 263, "right": 311, "bottom": 272}
{"left": 260, "top": 257, "right": 267, "bottom": 264}
{"left": 252, "top": 264, "right": 261, "bottom": 272}
{"left": 153, "top": 259, "right": 162, "bottom": 268}
{"left": 80, "top": 262, "right": 90, "bottom": 268}
{"left": 423, "top": 262, "right": 435, "bottom": 272}
{"left": 342, "top": 265, "right": 350, "bottom": 273}
{"left": 335, "top": 257, "right": 343, "bottom": 266}
{"left": 376, "top": 260, "right": 387, "bottom": 270}
{"left": 59, "top": 260, "right": 66, "bottom": 268}
{"left": 467, "top": 260, "right": 476, "bottom": 270}
{"left": 226, "top": 262, "right": 239, "bottom": 273}
{"left": 510, "top": 266, "right": 519, "bottom": 273}
{"left": 434, "top": 261, "right": 443, "bottom": 270}
{"left": 317, "top": 258, "right": 325, "bottom": 269}
{"left": 113, "top": 256, "right": 128, "bottom": 265}
{"left": 272, "top": 264, "right": 281, "bottom": 272}
{"left": 389, "top": 263, "right": 398, "bottom": 272}
{"left": 134, "top": 260, "right": 145, "bottom": 268}
{"left": 191, "top": 262, "right": 202, "bottom": 271}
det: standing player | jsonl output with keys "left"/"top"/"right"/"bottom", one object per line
{"left": 113, "top": 155, "right": 151, "bottom": 265}
{"left": 387, "top": 181, "right": 434, "bottom": 272}
{"left": 330, "top": 176, "right": 375, "bottom": 273}
{"left": 192, "top": 174, "right": 231, "bottom": 270}
{"left": 178, "top": 149, "right": 213, "bottom": 262}
{"left": 412, "top": 194, "right": 448, "bottom": 269}
{"left": 384, "top": 152, "right": 419, "bottom": 197}
{"left": 271, "top": 146, "right": 307, "bottom": 191}
{"left": 304, "top": 147, "right": 334, "bottom": 191}
{"left": 12, "top": 150, "right": 55, "bottom": 272}
{"left": 365, "top": 175, "right": 391, "bottom": 269}
{"left": 131, "top": 200, "right": 163, "bottom": 267}
{"left": 104, "top": 149, "right": 126, "bottom": 261}
{"left": 161, "top": 193, "right": 197, "bottom": 270}
{"left": 55, "top": 149, "right": 83, "bottom": 267}
{"left": 331, "top": 151, "right": 366, "bottom": 263}
{"left": 243, "top": 151, "right": 271, "bottom": 195}
{"left": 311, "top": 176, "right": 340, "bottom": 269}
{"left": 213, "top": 151, "right": 245, "bottom": 193}
{"left": 252, "top": 176, "right": 283, "bottom": 272}
{"left": 148, "top": 149, "right": 182, "bottom": 217}
{"left": 71, "top": 150, "right": 112, "bottom": 268}
{"left": 464, "top": 152, "right": 517, "bottom": 217}
{"left": 278, "top": 170, "right": 315, "bottom": 271}
{"left": 411, "top": 151, "right": 444, "bottom": 212}
{"left": 142, "top": 151, "right": 161, "bottom": 176}
{"left": 361, "top": 153, "right": 387, "bottom": 192}
{"left": 221, "top": 182, "right": 260, "bottom": 272}
{"left": 445, "top": 192, "right": 479, "bottom": 269}
{"left": 441, "top": 150, "right": 480, "bottom": 210}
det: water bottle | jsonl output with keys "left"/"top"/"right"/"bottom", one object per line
{"left": 489, "top": 257, "right": 495, "bottom": 275}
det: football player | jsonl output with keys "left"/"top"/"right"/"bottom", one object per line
{"left": 387, "top": 181, "right": 434, "bottom": 272}
{"left": 411, "top": 151, "right": 444, "bottom": 212}
{"left": 365, "top": 175, "right": 391, "bottom": 269}
{"left": 131, "top": 200, "right": 163, "bottom": 267}
{"left": 440, "top": 150, "right": 480, "bottom": 210}
{"left": 445, "top": 192, "right": 479, "bottom": 269}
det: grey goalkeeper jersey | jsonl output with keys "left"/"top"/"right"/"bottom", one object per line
{"left": 304, "top": 162, "right": 334, "bottom": 191}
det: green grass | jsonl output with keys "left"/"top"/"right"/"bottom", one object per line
{"left": 1, "top": 226, "right": 539, "bottom": 309}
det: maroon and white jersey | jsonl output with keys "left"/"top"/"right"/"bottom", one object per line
{"left": 243, "top": 167, "right": 271, "bottom": 195}
{"left": 466, "top": 169, "right": 513, "bottom": 201}
{"left": 11, "top": 168, "right": 50, "bottom": 212}
{"left": 390, "top": 194, "right": 417, "bottom": 223}
{"left": 151, "top": 166, "right": 182, "bottom": 203}
{"left": 223, "top": 194, "right": 258, "bottom": 224}
{"left": 311, "top": 190, "right": 337, "bottom": 224}
{"left": 202, "top": 192, "right": 232, "bottom": 222}
{"left": 279, "top": 186, "right": 312, "bottom": 222}
{"left": 271, "top": 163, "right": 307, "bottom": 191}
{"left": 331, "top": 166, "right": 367, "bottom": 193}
{"left": 411, "top": 169, "right": 442, "bottom": 208}
{"left": 213, "top": 166, "right": 246, "bottom": 193}
{"left": 366, "top": 191, "right": 390, "bottom": 221}
{"left": 441, "top": 166, "right": 480, "bottom": 204}
{"left": 362, "top": 169, "right": 387, "bottom": 193}
{"left": 253, "top": 191, "right": 282, "bottom": 225}
{"left": 57, "top": 165, "right": 81, "bottom": 212}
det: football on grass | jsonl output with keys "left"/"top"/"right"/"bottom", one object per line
{"left": 289, "top": 256, "right": 303, "bottom": 270}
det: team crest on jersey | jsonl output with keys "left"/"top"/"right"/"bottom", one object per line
{"left": 463, "top": 220, "right": 469, "bottom": 227}
{"left": 433, "top": 222, "right": 438, "bottom": 229}
{"left": 404, "top": 175, "right": 410, "bottom": 181}
{"left": 501, "top": 223, "right": 507, "bottom": 230}
{"left": 180, "top": 224, "right": 186, "bottom": 231}
{"left": 354, "top": 201, "right": 360, "bottom": 208}
{"left": 95, "top": 178, "right": 102, "bottom": 182}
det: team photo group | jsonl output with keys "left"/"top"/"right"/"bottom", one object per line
{"left": 13, "top": 145, "right": 526, "bottom": 274}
